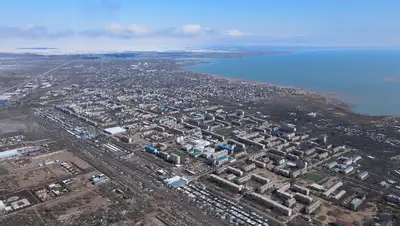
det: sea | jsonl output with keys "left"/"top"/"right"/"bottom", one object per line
{"left": 183, "top": 49, "right": 400, "bottom": 116}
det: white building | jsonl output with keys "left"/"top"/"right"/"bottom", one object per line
{"left": 103, "top": 126, "right": 126, "bottom": 135}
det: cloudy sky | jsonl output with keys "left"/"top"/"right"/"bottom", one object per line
{"left": 0, "top": 0, "right": 399, "bottom": 52}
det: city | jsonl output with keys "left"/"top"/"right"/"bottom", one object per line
{"left": 0, "top": 53, "right": 399, "bottom": 226}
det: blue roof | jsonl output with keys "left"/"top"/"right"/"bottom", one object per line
{"left": 219, "top": 144, "right": 233, "bottom": 151}
{"left": 93, "top": 177, "right": 107, "bottom": 183}
{"left": 217, "top": 156, "right": 229, "bottom": 161}
{"left": 145, "top": 145, "right": 157, "bottom": 150}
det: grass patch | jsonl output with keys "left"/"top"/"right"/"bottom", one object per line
{"left": 304, "top": 173, "right": 325, "bottom": 183}
{"left": 216, "top": 127, "right": 236, "bottom": 137}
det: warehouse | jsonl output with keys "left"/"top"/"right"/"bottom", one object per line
{"left": 357, "top": 171, "right": 369, "bottom": 180}
{"left": 103, "top": 126, "right": 127, "bottom": 135}
{"left": 0, "top": 149, "right": 22, "bottom": 159}
{"left": 164, "top": 176, "right": 188, "bottom": 188}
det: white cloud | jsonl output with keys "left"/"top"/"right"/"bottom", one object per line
{"left": 224, "top": 30, "right": 250, "bottom": 37}
{"left": 0, "top": 24, "right": 74, "bottom": 39}
{"left": 128, "top": 24, "right": 150, "bottom": 35}
{"left": 80, "top": 23, "right": 215, "bottom": 38}
{"left": 104, "top": 23, "right": 150, "bottom": 36}
{"left": 181, "top": 24, "right": 203, "bottom": 34}
{"left": 170, "top": 24, "right": 214, "bottom": 37}
{"left": 106, "top": 23, "right": 125, "bottom": 34}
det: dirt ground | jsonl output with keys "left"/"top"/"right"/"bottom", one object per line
{"left": 316, "top": 201, "right": 377, "bottom": 225}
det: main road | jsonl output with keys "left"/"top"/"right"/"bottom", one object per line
{"left": 1, "top": 60, "right": 73, "bottom": 93}
{"left": 30, "top": 113, "right": 226, "bottom": 226}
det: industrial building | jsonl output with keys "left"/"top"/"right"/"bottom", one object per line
{"left": 103, "top": 126, "right": 127, "bottom": 135}
{"left": 341, "top": 166, "right": 354, "bottom": 174}
{"left": 325, "top": 161, "right": 338, "bottom": 169}
{"left": 209, "top": 174, "right": 244, "bottom": 192}
{"left": 248, "top": 192, "right": 292, "bottom": 216}
{"left": 0, "top": 149, "right": 22, "bottom": 159}
{"left": 323, "top": 181, "right": 343, "bottom": 198}
{"left": 10, "top": 198, "right": 31, "bottom": 210}
{"left": 352, "top": 155, "right": 362, "bottom": 163}
{"left": 357, "top": 171, "right": 369, "bottom": 180}
{"left": 343, "top": 158, "right": 353, "bottom": 166}
{"left": 144, "top": 145, "right": 159, "bottom": 154}
{"left": 164, "top": 176, "right": 188, "bottom": 188}
{"left": 90, "top": 174, "right": 108, "bottom": 185}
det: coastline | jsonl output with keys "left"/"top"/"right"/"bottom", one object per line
{"left": 178, "top": 58, "right": 375, "bottom": 117}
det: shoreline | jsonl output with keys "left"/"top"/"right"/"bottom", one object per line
{"left": 178, "top": 58, "right": 395, "bottom": 119}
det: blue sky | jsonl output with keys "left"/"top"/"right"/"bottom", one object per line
{"left": 0, "top": 0, "right": 399, "bottom": 52}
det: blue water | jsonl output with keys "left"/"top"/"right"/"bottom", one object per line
{"left": 183, "top": 50, "right": 400, "bottom": 116}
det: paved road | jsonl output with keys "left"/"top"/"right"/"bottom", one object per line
{"left": 1, "top": 60, "right": 73, "bottom": 94}
{"left": 31, "top": 114, "right": 224, "bottom": 226}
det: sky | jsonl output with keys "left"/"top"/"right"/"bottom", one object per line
{"left": 0, "top": 0, "right": 399, "bottom": 52}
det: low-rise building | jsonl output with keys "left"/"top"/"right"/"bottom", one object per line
{"left": 248, "top": 192, "right": 292, "bottom": 216}
{"left": 305, "top": 200, "right": 321, "bottom": 214}
{"left": 209, "top": 174, "right": 244, "bottom": 192}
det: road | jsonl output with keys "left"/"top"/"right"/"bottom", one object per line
{"left": 1, "top": 60, "right": 73, "bottom": 93}
{"left": 31, "top": 113, "right": 224, "bottom": 226}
